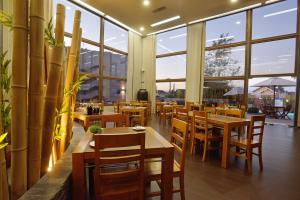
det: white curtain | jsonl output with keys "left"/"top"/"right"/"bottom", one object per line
{"left": 126, "top": 31, "right": 142, "bottom": 101}
{"left": 142, "top": 35, "right": 156, "bottom": 112}
{"left": 185, "top": 22, "right": 206, "bottom": 103}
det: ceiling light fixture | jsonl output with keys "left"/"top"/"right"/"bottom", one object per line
{"left": 264, "top": 8, "right": 297, "bottom": 18}
{"left": 151, "top": 16, "right": 181, "bottom": 27}
{"left": 143, "top": 0, "right": 150, "bottom": 6}
{"left": 230, "top": 0, "right": 238, "bottom": 3}
{"left": 140, "top": 27, "right": 145, "bottom": 31}
{"left": 265, "top": 0, "right": 280, "bottom": 4}
{"left": 147, "top": 23, "right": 186, "bottom": 35}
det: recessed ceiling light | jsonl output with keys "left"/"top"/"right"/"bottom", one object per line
{"left": 140, "top": 27, "right": 145, "bottom": 31}
{"left": 143, "top": 0, "right": 150, "bottom": 6}
{"left": 151, "top": 16, "right": 181, "bottom": 27}
{"left": 231, "top": 0, "right": 238, "bottom": 3}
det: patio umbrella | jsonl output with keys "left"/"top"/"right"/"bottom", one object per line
{"left": 223, "top": 87, "right": 244, "bottom": 96}
{"left": 251, "top": 77, "right": 296, "bottom": 106}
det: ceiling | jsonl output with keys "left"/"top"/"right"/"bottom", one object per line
{"left": 83, "top": 0, "right": 269, "bottom": 35}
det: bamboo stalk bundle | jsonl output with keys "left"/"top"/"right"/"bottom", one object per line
{"left": 66, "top": 28, "right": 82, "bottom": 146}
{"left": 11, "top": 0, "right": 28, "bottom": 198}
{"left": 59, "top": 10, "right": 81, "bottom": 158}
{"left": 0, "top": 149, "right": 9, "bottom": 200}
{"left": 40, "top": 4, "right": 65, "bottom": 176}
{"left": 28, "top": 0, "right": 45, "bottom": 187}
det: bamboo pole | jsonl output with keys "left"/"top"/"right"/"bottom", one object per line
{"left": 66, "top": 28, "right": 82, "bottom": 146}
{"left": 28, "top": 0, "right": 45, "bottom": 187}
{"left": 40, "top": 4, "right": 65, "bottom": 176}
{"left": 11, "top": 0, "right": 28, "bottom": 198}
{"left": 59, "top": 10, "right": 81, "bottom": 158}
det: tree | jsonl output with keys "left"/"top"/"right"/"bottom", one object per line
{"left": 205, "top": 33, "right": 241, "bottom": 77}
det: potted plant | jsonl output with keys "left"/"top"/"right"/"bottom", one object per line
{"left": 89, "top": 123, "right": 102, "bottom": 134}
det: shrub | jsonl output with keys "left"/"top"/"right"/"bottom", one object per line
{"left": 89, "top": 123, "right": 102, "bottom": 134}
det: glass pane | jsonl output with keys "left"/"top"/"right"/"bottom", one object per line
{"left": 79, "top": 42, "right": 99, "bottom": 74}
{"left": 156, "top": 82, "right": 186, "bottom": 105}
{"left": 205, "top": 46, "right": 245, "bottom": 77}
{"left": 104, "top": 20, "right": 128, "bottom": 52}
{"left": 103, "top": 79, "right": 126, "bottom": 103}
{"left": 252, "top": 0, "right": 297, "bottom": 39}
{"left": 156, "top": 55, "right": 186, "bottom": 80}
{"left": 103, "top": 50, "right": 128, "bottom": 78}
{"left": 251, "top": 39, "right": 296, "bottom": 75}
{"left": 203, "top": 80, "right": 244, "bottom": 106}
{"left": 248, "top": 76, "right": 296, "bottom": 125}
{"left": 53, "top": 0, "right": 100, "bottom": 42}
{"left": 156, "top": 27, "right": 187, "bottom": 55}
{"left": 77, "top": 77, "right": 99, "bottom": 102}
{"left": 206, "top": 12, "right": 246, "bottom": 47}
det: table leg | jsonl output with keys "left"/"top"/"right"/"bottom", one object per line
{"left": 161, "top": 148, "right": 174, "bottom": 200}
{"left": 72, "top": 153, "right": 86, "bottom": 200}
{"left": 221, "top": 124, "right": 230, "bottom": 168}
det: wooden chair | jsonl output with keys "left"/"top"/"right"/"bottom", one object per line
{"left": 120, "top": 108, "right": 145, "bottom": 126}
{"left": 159, "top": 105, "right": 173, "bottom": 124}
{"left": 175, "top": 108, "right": 188, "bottom": 122}
{"left": 230, "top": 115, "right": 266, "bottom": 174}
{"left": 101, "top": 114, "right": 129, "bottom": 128}
{"left": 94, "top": 132, "right": 145, "bottom": 200}
{"left": 216, "top": 108, "right": 226, "bottom": 116}
{"left": 190, "top": 111, "right": 223, "bottom": 161}
{"left": 145, "top": 118, "right": 188, "bottom": 199}
{"left": 225, "top": 109, "right": 243, "bottom": 118}
{"left": 204, "top": 106, "right": 216, "bottom": 114}
{"left": 185, "top": 101, "right": 194, "bottom": 111}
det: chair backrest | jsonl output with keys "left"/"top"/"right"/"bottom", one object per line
{"left": 216, "top": 108, "right": 226, "bottom": 116}
{"left": 225, "top": 109, "right": 243, "bottom": 118}
{"left": 248, "top": 115, "right": 265, "bottom": 145}
{"left": 170, "top": 118, "right": 188, "bottom": 171}
{"left": 192, "top": 111, "right": 209, "bottom": 135}
{"left": 175, "top": 108, "right": 188, "bottom": 121}
{"left": 94, "top": 132, "right": 145, "bottom": 200}
{"left": 186, "top": 101, "right": 194, "bottom": 111}
{"left": 204, "top": 106, "right": 216, "bottom": 114}
{"left": 120, "top": 108, "right": 145, "bottom": 126}
{"left": 101, "top": 114, "right": 129, "bottom": 128}
{"left": 162, "top": 105, "right": 173, "bottom": 114}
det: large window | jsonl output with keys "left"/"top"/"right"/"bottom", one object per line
{"left": 53, "top": 0, "right": 128, "bottom": 103}
{"left": 156, "top": 27, "right": 187, "bottom": 104}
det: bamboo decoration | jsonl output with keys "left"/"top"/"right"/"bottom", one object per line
{"left": 66, "top": 28, "right": 82, "bottom": 146}
{"left": 0, "top": 149, "right": 9, "bottom": 200}
{"left": 40, "top": 4, "right": 65, "bottom": 176}
{"left": 11, "top": 0, "right": 28, "bottom": 198}
{"left": 28, "top": 0, "right": 45, "bottom": 187}
{"left": 59, "top": 10, "right": 81, "bottom": 158}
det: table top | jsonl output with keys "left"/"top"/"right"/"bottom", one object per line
{"left": 120, "top": 106, "right": 147, "bottom": 110}
{"left": 73, "top": 127, "right": 174, "bottom": 155}
{"left": 73, "top": 111, "right": 116, "bottom": 120}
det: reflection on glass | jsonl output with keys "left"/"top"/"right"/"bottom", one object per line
{"left": 156, "top": 27, "right": 187, "bottom": 55}
{"left": 203, "top": 80, "right": 244, "bottom": 106}
{"left": 205, "top": 46, "right": 245, "bottom": 77}
{"left": 103, "top": 79, "right": 126, "bottom": 103}
{"left": 103, "top": 50, "right": 128, "bottom": 78}
{"left": 206, "top": 12, "right": 246, "bottom": 47}
{"left": 251, "top": 39, "right": 296, "bottom": 75}
{"left": 53, "top": 0, "right": 100, "bottom": 42}
{"left": 104, "top": 20, "right": 128, "bottom": 52}
{"left": 77, "top": 77, "right": 99, "bottom": 102}
{"left": 156, "top": 82, "right": 186, "bottom": 104}
{"left": 252, "top": 0, "right": 297, "bottom": 39}
{"left": 79, "top": 42, "right": 99, "bottom": 74}
{"left": 156, "top": 55, "right": 186, "bottom": 79}
{"left": 248, "top": 76, "right": 296, "bottom": 121}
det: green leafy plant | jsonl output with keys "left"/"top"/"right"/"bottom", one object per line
{"left": 0, "top": 10, "right": 12, "bottom": 29}
{"left": 44, "top": 18, "right": 63, "bottom": 47}
{"left": 89, "top": 123, "right": 102, "bottom": 134}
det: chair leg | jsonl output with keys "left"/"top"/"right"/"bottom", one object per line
{"left": 179, "top": 175, "right": 185, "bottom": 200}
{"left": 258, "top": 146, "right": 263, "bottom": 171}
{"left": 246, "top": 148, "right": 252, "bottom": 174}
{"left": 202, "top": 140, "right": 207, "bottom": 162}
{"left": 190, "top": 139, "right": 195, "bottom": 155}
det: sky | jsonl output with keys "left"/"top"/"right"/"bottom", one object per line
{"left": 53, "top": 0, "right": 298, "bottom": 93}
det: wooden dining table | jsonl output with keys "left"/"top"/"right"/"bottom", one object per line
{"left": 119, "top": 106, "right": 148, "bottom": 125}
{"left": 73, "top": 111, "right": 116, "bottom": 131}
{"left": 188, "top": 111, "right": 251, "bottom": 168}
{"left": 72, "top": 127, "right": 174, "bottom": 200}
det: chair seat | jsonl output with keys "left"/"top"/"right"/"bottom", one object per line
{"left": 144, "top": 160, "right": 181, "bottom": 180}
{"left": 194, "top": 131, "right": 223, "bottom": 141}
{"left": 231, "top": 138, "right": 260, "bottom": 147}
